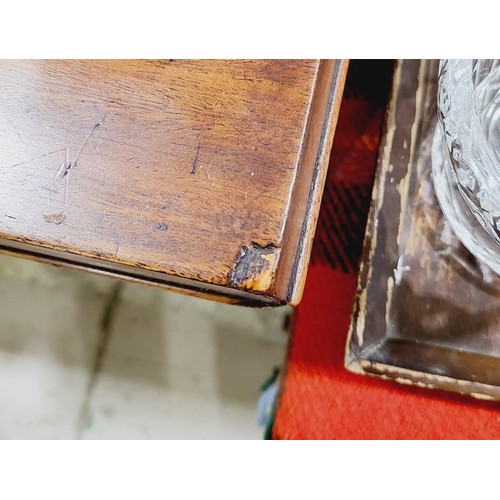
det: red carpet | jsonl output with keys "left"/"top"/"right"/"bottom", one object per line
{"left": 272, "top": 61, "right": 500, "bottom": 440}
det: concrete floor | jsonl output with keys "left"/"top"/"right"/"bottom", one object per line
{"left": 0, "top": 254, "right": 289, "bottom": 439}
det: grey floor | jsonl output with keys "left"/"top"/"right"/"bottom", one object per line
{"left": 0, "top": 254, "right": 289, "bottom": 439}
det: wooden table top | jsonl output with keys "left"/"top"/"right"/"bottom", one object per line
{"left": 0, "top": 60, "right": 347, "bottom": 306}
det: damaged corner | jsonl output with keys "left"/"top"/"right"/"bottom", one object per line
{"left": 228, "top": 242, "right": 280, "bottom": 293}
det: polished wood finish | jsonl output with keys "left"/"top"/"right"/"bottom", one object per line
{"left": 346, "top": 59, "right": 500, "bottom": 401}
{"left": 0, "top": 60, "right": 347, "bottom": 306}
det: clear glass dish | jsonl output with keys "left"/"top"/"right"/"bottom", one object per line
{"left": 432, "top": 59, "right": 500, "bottom": 275}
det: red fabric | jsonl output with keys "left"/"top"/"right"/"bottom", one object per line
{"left": 272, "top": 66, "right": 500, "bottom": 440}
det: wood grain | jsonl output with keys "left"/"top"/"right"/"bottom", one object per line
{"left": 0, "top": 60, "right": 347, "bottom": 306}
{"left": 346, "top": 59, "right": 500, "bottom": 401}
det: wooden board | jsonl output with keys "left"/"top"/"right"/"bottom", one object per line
{"left": 0, "top": 60, "right": 347, "bottom": 306}
{"left": 346, "top": 59, "right": 500, "bottom": 401}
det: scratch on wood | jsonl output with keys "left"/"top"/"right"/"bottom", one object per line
{"left": 58, "top": 115, "right": 107, "bottom": 178}
{"left": 41, "top": 186, "right": 59, "bottom": 194}
{"left": 55, "top": 149, "right": 70, "bottom": 179}
{"left": 470, "top": 392, "right": 495, "bottom": 401}
{"left": 8, "top": 148, "right": 67, "bottom": 169}
{"left": 5, "top": 215, "right": 17, "bottom": 219}
{"left": 6, "top": 117, "right": 24, "bottom": 143}
{"left": 228, "top": 242, "right": 279, "bottom": 292}
{"left": 231, "top": 124, "right": 244, "bottom": 135}
{"left": 190, "top": 142, "right": 201, "bottom": 175}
